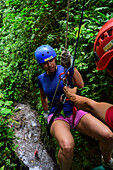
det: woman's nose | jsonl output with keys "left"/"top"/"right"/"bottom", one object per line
{"left": 48, "top": 61, "right": 51, "bottom": 66}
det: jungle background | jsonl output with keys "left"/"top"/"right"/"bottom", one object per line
{"left": 0, "top": 0, "right": 113, "bottom": 169}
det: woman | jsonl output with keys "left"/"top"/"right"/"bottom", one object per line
{"left": 35, "top": 44, "right": 113, "bottom": 170}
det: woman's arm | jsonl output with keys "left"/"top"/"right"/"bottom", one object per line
{"left": 72, "top": 67, "right": 84, "bottom": 88}
{"left": 63, "top": 86, "right": 113, "bottom": 123}
{"left": 39, "top": 88, "right": 48, "bottom": 111}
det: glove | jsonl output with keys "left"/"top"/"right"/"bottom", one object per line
{"left": 61, "top": 47, "right": 72, "bottom": 68}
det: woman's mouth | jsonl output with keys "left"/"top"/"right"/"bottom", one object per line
{"left": 49, "top": 67, "right": 54, "bottom": 72}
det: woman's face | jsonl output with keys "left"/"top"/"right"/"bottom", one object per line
{"left": 41, "top": 57, "right": 57, "bottom": 74}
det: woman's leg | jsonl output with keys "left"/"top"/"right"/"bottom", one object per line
{"left": 76, "top": 114, "right": 113, "bottom": 162}
{"left": 50, "top": 120, "right": 74, "bottom": 170}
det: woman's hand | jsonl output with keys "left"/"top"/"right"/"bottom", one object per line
{"left": 63, "top": 86, "right": 77, "bottom": 101}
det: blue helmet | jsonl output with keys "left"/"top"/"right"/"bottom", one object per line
{"left": 35, "top": 45, "right": 57, "bottom": 64}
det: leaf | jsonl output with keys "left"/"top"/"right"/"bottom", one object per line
{"left": 31, "top": 34, "right": 35, "bottom": 39}
{"left": 44, "top": 4, "right": 48, "bottom": 7}
{"left": 0, "top": 166, "right": 5, "bottom": 170}
{"left": 0, "top": 100, "right": 4, "bottom": 106}
{"left": 0, "top": 142, "right": 4, "bottom": 147}
{"left": 0, "top": 93, "right": 4, "bottom": 99}
{"left": 90, "top": 17, "right": 101, "bottom": 24}
{"left": 95, "top": 7, "right": 109, "bottom": 11}
{"left": 98, "top": 12, "right": 108, "bottom": 19}
{"left": 1, "top": 108, "right": 12, "bottom": 116}
{"left": 4, "top": 101, "right": 13, "bottom": 106}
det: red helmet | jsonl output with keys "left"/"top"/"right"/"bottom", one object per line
{"left": 94, "top": 18, "right": 113, "bottom": 71}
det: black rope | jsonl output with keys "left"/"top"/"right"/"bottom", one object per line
{"left": 72, "top": 0, "right": 85, "bottom": 67}
{"left": 65, "top": 0, "right": 70, "bottom": 50}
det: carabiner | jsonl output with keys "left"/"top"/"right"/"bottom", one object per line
{"left": 60, "top": 94, "right": 67, "bottom": 104}
{"left": 59, "top": 72, "right": 68, "bottom": 86}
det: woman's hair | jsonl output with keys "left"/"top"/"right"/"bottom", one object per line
{"left": 106, "top": 58, "right": 113, "bottom": 72}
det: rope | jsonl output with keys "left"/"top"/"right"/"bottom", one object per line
{"left": 65, "top": 0, "right": 70, "bottom": 50}
{"left": 49, "top": 0, "right": 85, "bottom": 128}
{"left": 72, "top": 0, "right": 85, "bottom": 67}
{"left": 56, "top": 0, "right": 85, "bottom": 83}
{"left": 51, "top": 0, "right": 70, "bottom": 106}
{"left": 64, "top": 0, "right": 70, "bottom": 80}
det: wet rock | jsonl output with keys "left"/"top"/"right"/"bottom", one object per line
{"left": 13, "top": 103, "right": 59, "bottom": 170}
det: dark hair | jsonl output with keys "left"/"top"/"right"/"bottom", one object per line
{"left": 106, "top": 58, "right": 113, "bottom": 71}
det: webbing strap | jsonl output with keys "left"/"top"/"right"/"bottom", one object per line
{"left": 50, "top": 79, "right": 61, "bottom": 108}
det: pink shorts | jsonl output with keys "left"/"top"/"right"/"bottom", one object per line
{"left": 48, "top": 110, "right": 88, "bottom": 129}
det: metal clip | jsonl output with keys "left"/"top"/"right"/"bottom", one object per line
{"left": 60, "top": 94, "right": 67, "bottom": 104}
{"left": 59, "top": 72, "right": 68, "bottom": 86}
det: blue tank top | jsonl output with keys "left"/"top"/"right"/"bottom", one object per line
{"left": 37, "top": 65, "right": 74, "bottom": 117}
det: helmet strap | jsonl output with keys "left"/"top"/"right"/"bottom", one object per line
{"left": 94, "top": 52, "right": 100, "bottom": 62}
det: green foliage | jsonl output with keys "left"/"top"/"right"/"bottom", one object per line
{"left": 71, "top": 130, "right": 101, "bottom": 169}
{"left": 0, "top": 90, "right": 17, "bottom": 169}
{"left": 0, "top": 0, "right": 113, "bottom": 169}
{"left": 1, "top": 0, "right": 113, "bottom": 104}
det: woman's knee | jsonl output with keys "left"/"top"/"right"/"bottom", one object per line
{"left": 60, "top": 139, "right": 75, "bottom": 158}
{"left": 101, "top": 128, "right": 113, "bottom": 142}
